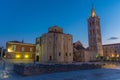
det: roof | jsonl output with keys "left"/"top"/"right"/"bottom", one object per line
{"left": 48, "top": 25, "right": 63, "bottom": 33}
{"left": 8, "top": 41, "right": 23, "bottom": 43}
{"left": 103, "top": 43, "right": 120, "bottom": 46}
{"left": 7, "top": 41, "right": 35, "bottom": 46}
{"left": 73, "top": 41, "right": 85, "bottom": 50}
{"left": 91, "top": 5, "right": 96, "bottom": 17}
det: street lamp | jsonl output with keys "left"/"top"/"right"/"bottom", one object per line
{"left": 1, "top": 47, "right": 3, "bottom": 59}
{"left": 0, "top": 47, "right": 10, "bottom": 80}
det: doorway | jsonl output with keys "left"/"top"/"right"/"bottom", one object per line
{"left": 36, "top": 56, "right": 39, "bottom": 62}
{"left": 49, "top": 56, "right": 52, "bottom": 61}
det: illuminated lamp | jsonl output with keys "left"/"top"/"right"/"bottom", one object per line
{"left": 8, "top": 49, "right": 12, "bottom": 52}
{"left": 111, "top": 54, "right": 114, "bottom": 57}
{"left": 116, "top": 54, "right": 119, "bottom": 57}
{"left": 16, "top": 55, "right": 20, "bottom": 58}
{"left": 24, "top": 55, "right": 29, "bottom": 58}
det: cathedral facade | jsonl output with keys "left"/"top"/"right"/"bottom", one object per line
{"left": 36, "top": 26, "right": 73, "bottom": 63}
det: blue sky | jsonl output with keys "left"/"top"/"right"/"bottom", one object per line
{"left": 0, "top": 0, "right": 120, "bottom": 48}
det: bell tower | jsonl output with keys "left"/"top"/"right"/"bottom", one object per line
{"left": 88, "top": 5, "right": 103, "bottom": 56}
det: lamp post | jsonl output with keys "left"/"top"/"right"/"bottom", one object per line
{"left": 0, "top": 47, "right": 6, "bottom": 70}
{"left": 33, "top": 52, "right": 36, "bottom": 64}
{"left": 0, "top": 47, "right": 9, "bottom": 80}
{"left": 1, "top": 47, "right": 3, "bottom": 59}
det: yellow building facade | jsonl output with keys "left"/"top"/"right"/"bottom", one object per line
{"left": 6, "top": 41, "right": 35, "bottom": 63}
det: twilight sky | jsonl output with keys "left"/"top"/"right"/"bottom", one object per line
{"left": 0, "top": 0, "right": 120, "bottom": 48}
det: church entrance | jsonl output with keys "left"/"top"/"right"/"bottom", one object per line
{"left": 36, "top": 56, "right": 39, "bottom": 62}
{"left": 49, "top": 56, "right": 52, "bottom": 61}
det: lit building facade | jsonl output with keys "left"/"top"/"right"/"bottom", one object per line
{"left": 36, "top": 26, "right": 73, "bottom": 63}
{"left": 103, "top": 43, "right": 120, "bottom": 60}
{"left": 88, "top": 6, "right": 103, "bottom": 56}
{"left": 6, "top": 41, "right": 35, "bottom": 63}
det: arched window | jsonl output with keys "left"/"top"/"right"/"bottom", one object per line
{"left": 66, "top": 53, "right": 68, "bottom": 56}
{"left": 49, "top": 56, "right": 52, "bottom": 61}
{"left": 90, "top": 30, "right": 92, "bottom": 34}
{"left": 36, "top": 56, "right": 39, "bottom": 62}
{"left": 93, "top": 29, "right": 95, "bottom": 34}
{"left": 92, "top": 21, "right": 94, "bottom": 25}
{"left": 69, "top": 53, "right": 71, "bottom": 56}
{"left": 59, "top": 52, "right": 61, "bottom": 56}
{"left": 89, "top": 22, "right": 91, "bottom": 26}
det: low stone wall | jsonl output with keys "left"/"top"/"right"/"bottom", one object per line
{"left": 14, "top": 63, "right": 101, "bottom": 76}
{"left": 5, "top": 59, "right": 34, "bottom": 63}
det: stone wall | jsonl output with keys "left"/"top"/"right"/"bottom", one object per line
{"left": 14, "top": 63, "right": 101, "bottom": 76}
{"left": 5, "top": 59, "right": 34, "bottom": 63}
